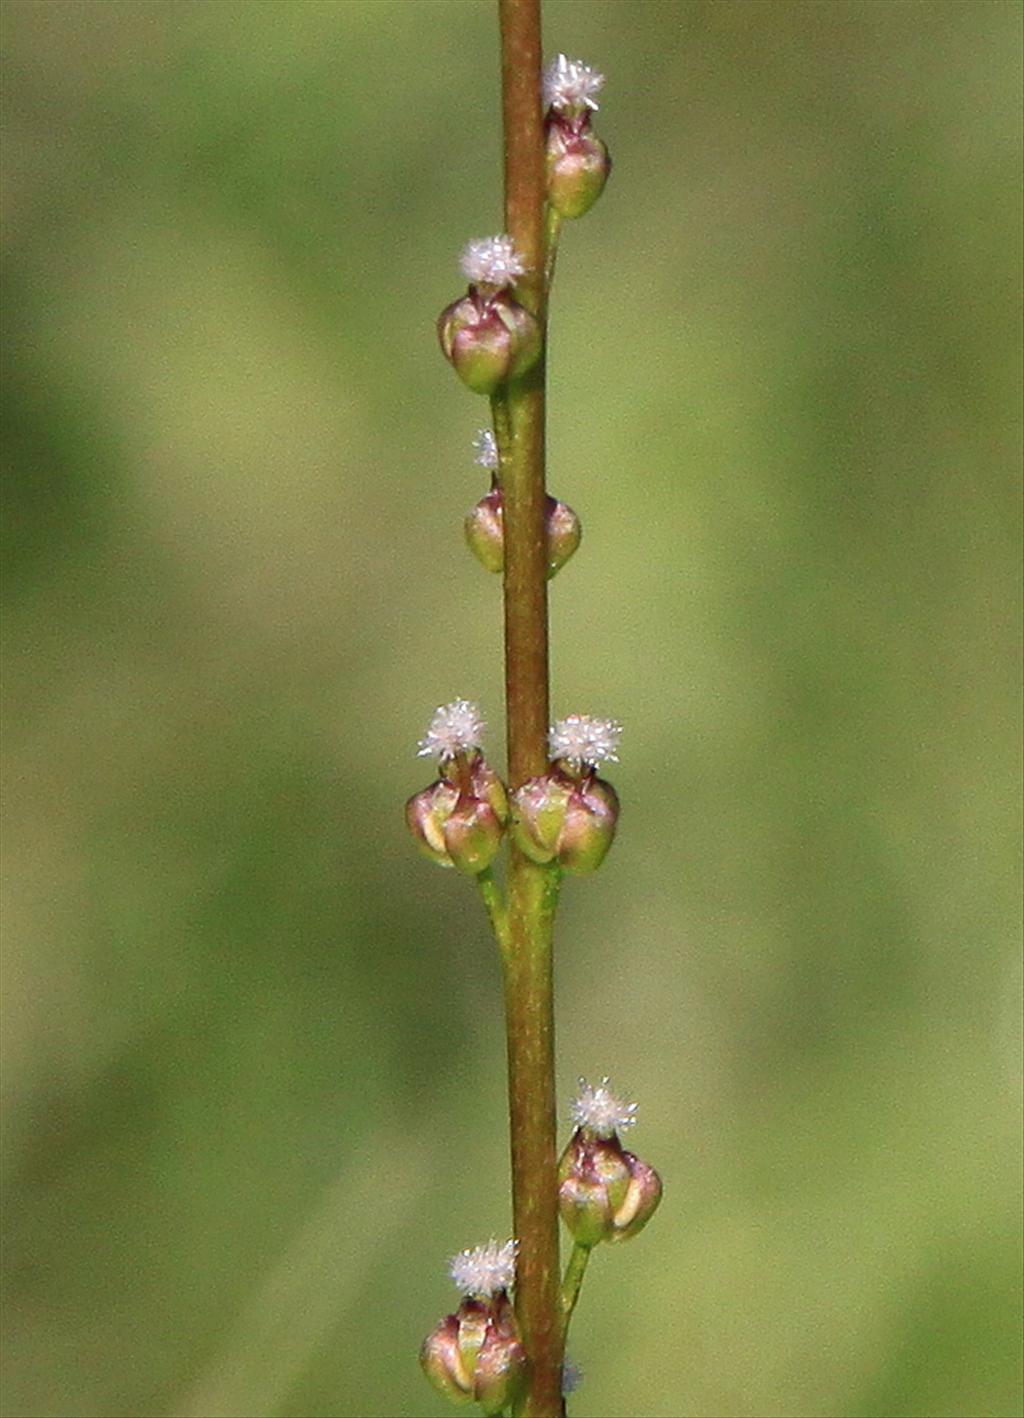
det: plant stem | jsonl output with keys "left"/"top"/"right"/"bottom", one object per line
{"left": 560, "top": 1242, "right": 591, "bottom": 1327}
{"left": 477, "top": 867, "right": 510, "bottom": 960}
{"left": 498, "top": 2, "right": 565, "bottom": 1415}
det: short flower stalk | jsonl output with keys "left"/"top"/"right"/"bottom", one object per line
{"left": 409, "top": 5, "right": 659, "bottom": 1414}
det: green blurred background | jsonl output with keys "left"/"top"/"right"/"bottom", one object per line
{"left": 2, "top": 1, "right": 1021, "bottom": 1415}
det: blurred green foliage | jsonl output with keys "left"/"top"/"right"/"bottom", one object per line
{"left": 2, "top": 2, "right": 1021, "bottom": 1415}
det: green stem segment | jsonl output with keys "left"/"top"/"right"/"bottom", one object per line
{"left": 560, "top": 1242, "right": 591, "bottom": 1328}
{"left": 477, "top": 867, "right": 510, "bottom": 960}
{"left": 497, "top": 2, "right": 565, "bottom": 1415}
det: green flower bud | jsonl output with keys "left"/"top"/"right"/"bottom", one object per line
{"left": 465, "top": 490, "right": 581, "bottom": 578}
{"left": 546, "top": 119, "right": 610, "bottom": 219}
{"left": 510, "top": 768, "right": 619, "bottom": 874}
{"left": 406, "top": 753, "right": 509, "bottom": 876}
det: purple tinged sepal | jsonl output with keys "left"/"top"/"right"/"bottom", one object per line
{"left": 471, "top": 1292, "right": 528, "bottom": 1417}
{"left": 465, "top": 491, "right": 581, "bottom": 578}
{"left": 420, "top": 1293, "right": 526, "bottom": 1416}
{"left": 438, "top": 289, "right": 541, "bottom": 395}
{"left": 420, "top": 1314, "right": 474, "bottom": 1404}
{"left": 558, "top": 1128, "right": 662, "bottom": 1246}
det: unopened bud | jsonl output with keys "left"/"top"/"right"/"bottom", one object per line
{"left": 556, "top": 773, "right": 619, "bottom": 873}
{"left": 545, "top": 496, "right": 582, "bottom": 575}
{"left": 510, "top": 771, "right": 574, "bottom": 865}
{"left": 465, "top": 491, "right": 581, "bottom": 578}
{"left": 438, "top": 290, "right": 541, "bottom": 395}
{"left": 547, "top": 120, "right": 610, "bottom": 220}
{"left": 406, "top": 752, "right": 509, "bottom": 876}
{"left": 511, "top": 768, "right": 619, "bottom": 874}
{"left": 464, "top": 490, "right": 505, "bottom": 574}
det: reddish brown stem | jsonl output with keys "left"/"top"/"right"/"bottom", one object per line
{"left": 497, "top": 2, "right": 565, "bottom": 1415}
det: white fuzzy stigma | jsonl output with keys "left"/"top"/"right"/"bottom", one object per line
{"left": 417, "top": 699, "right": 485, "bottom": 761}
{"left": 449, "top": 1238, "right": 517, "bottom": 1298}
{"left": 571, "top": 1077, "right": 637, "bottom": 1137}
{"left": 473, "top": 428, "right": 499, "bottom": 471}
{"left": 460, "top": 234, "right": 527, "bottom": 288}
{"left": 543, "top": 53, "right": 605, "bottom": 115}
{"left": 548, "top": 714, "right": 622, "bottom": 769}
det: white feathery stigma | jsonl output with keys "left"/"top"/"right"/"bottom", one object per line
{"left": 571, "top": 1076, "right": 637, "bottom": 1138}
{"left": 417, "top": 699, "right": 485, "bottom": 761}
{"left": 460, "top": 234, "right": 528, "bottom": 288}
{"left": 449, "top": 1238, "right": 517, "bottom": 1298}
{"left": 548, "top": 714, "right": 622, "bottom": 769}
{"left": 473, "top": 428, "right": 499, "bottom": 471}
{"left": 543, "top": 53, "right": 605, "bottom": 115}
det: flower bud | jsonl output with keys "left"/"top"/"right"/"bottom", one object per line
{"left": 438, "top": 290, "right": 541, "bottom": 395}
{"left": 558, "top": 1128, "right": 662, "bottom": 1246}
{"left": 546, "top": 119, "right": 610, "bottom": 220}
{"left": 464, "top": 490, "right": 505, "bottom": 574}
{"left": 465, "top": 491, "right": 581, "bottom": 578}
{"left": 406, "top": 753, "right": 509, "bottom": 876}
{"left": 545, "top": 495, "right": 582, "bottom": 575}
{"left": 511, "top": 768, "right": 618, "bottom": 874}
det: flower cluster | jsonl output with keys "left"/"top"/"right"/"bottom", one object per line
{"left": 559, "top": 1078, "right": 662, "bottom": 1247}
{"left": 438, "top": 236, "right": 539, "bottom": 396}
{"left": 407, "top": 701, "right": 508, "bottom": 875}
{"left": 421, "top": 1239, "right": 526, "bottom": 1416}
{"left": 543, "top": 54, "right": 610, "bottom": 220}
{"left": 465, "top": 430, "right": 582, "bottom": 580}
{"left": 510, "top": 715, "right": 622, "bottom": 873}
{"left": 419, "top": 42, "right": 659, "bottom": 1413}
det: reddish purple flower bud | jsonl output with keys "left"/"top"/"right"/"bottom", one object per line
{"left": 438, "top": 289, "right": 541, "bottom": 395}
{"left": 465, "top": 490, "right": 581, "bottom": 578}
{"left": 546, "top": 117, "right": 610, "bottom": 220}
